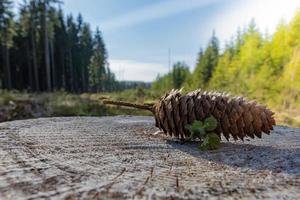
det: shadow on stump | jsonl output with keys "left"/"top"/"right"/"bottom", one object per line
{"left": 167, "top": 140, "right": 300, "bottom": 175}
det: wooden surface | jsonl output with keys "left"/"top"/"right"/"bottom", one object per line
{"left": 0, "top": 116, "right": 299, "bottom": 199}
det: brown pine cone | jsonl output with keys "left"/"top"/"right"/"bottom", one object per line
{"left": 103, "top": 89, "right": 276, "bottom": 141}
{"left": 153, "top": 89, "right": 275, "bottom": 140}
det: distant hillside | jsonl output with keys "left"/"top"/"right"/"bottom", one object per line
{"left": 152, "top": 11, "right": 300, "bottom": 113}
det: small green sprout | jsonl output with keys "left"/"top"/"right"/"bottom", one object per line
{"left": 185, "top": 120, "right": 205, "bottom": 140}
{"left": 185, "top": 116, "right": 221, "bottom": 150}
{"left": 203, "top": 116, "right": 218, "bottom": 131}
{"left": 198, "top": 133, "right": 220, "bottom": 150}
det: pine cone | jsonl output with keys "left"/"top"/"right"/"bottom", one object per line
{"left": 103, "top": 89, "right": 276, "bottom": 141}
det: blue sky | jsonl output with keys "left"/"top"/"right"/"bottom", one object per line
{"left": 15, "top": 0, "right": 300, "bottom": 81}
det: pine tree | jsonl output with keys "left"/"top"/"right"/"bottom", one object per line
{"left": 53, "top": 8, "right": 67, "bottom": 89}
{"left": 28, "top": 0, "right": 40, "bottom": 91}
{"left": 152, "top": 62, "right": 190, "bottom": 93}
{"left": 19, "top": 1, "right": 33, "bottom": 90}
{"left": 208, "top": 49, "right": 233, "bottom": 90}
{"left": 66, "top": 14, "right": 77, "bottom": 92}
{"left": 0, "top": 0, "right": 14, "bottom": 89}
{"left": 190, "top": 32, "right": 219, "bottom": 89}
{"left": 76, "top": 14, "right": 93, "bottom": 92}
{"left": 172, "top": 62, "right": 190, "bottom": 89}
{"left": 48, "top": 6, "right": 60, "bottom": 90}
{"left": 80, "top": 22, "right": 93, "bottom": 91}
{"left": 0, "top": 0, "right": 118, "bottom": 92}
{"left": 270, "top": 21, "right": 290, "bottom": 74}
{"left": 89, "top": 28, "right": 107, "bottom": 92}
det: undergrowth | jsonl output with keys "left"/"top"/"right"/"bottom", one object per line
{"left": 0, "top": 89, "right": 299, "bottom": 128}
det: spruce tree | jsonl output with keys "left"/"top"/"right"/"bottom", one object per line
{"left": 191, "top": 32, "right": 219, "bottom": 89}
{"left": 0, "top": 0, "right": 14, "bottom": 89}
{"left": 89, "top": 28, "right": 107, "bottom": 92}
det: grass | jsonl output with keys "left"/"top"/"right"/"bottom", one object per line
{"left": 0, "top": 89, "right": 152, "bottom": 122}
{"left": 0, "top": 89, "right": 299, "bottom": 128}
{"left": 274, "top": 109, "right": 300, "bottom": 128}
{"left": 47, "top": 91, "right": 153, "bottom": 117}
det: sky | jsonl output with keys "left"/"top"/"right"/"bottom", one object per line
{"left": 14, "top": 0, "right": 300, "bottom": 82}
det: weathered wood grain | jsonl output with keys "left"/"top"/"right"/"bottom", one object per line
{"left": 0, "top": 116, "right": 299, "bottom": 199}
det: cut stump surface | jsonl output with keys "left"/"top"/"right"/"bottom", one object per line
{"left": 0, "top": 116, "right": 299, "bottom": 199}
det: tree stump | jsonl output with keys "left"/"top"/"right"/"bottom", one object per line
{"left": 0, "top": 116, "right": 299, "bottom": 199}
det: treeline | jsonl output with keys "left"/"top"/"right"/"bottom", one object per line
{"left": 153, "top": 11, "right": 300, "bottom": 110}
{"left": 152, "top": 62, "right": 190, "bottom": 92}
{"left": 0, "top": 0, "right": 118, "bottom": 93}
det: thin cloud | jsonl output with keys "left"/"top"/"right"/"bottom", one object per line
{"left": 207, "top": 0, "right": 300, "bottom": 48}
{"left": 100, "top": 0, "right": 222, "bottom": 31}
{"left": 109, "top": 59, "right": 168, "bottom": 82}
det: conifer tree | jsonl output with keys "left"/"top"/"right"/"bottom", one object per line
{"left": 0, "top": 0, "right": 14, "bottom": 89}
{"left": 88, "top": 28, "right": 108, "bottom": 92}
{"left": 190, "top": 32, "right": 219, "bottom": 89}
{"left": 0, "top": 0, "right": 118, "bottom": 92}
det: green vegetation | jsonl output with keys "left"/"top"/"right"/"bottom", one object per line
{"left": 185, "top": 117, "right": 221, "bottom": 150}
{"left": 0, "top": 88, "right": 299, "bottom": 127}
{"left": 0, "top": 90, "right": 152, "bottom": 122}
{"left": 0, "top": 0, "right": 119, "bottom": 92}
{"left": 152, "top": 62, "right": 190, "bottom": 93}
{"left": 186, "top": 32, "right": 219, "bottom": 90}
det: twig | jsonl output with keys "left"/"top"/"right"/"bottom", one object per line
{"left": 103, "top": 100, "right": 154, "bottom": 113}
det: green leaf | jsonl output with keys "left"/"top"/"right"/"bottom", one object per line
{"left": 185, "top": 121, "right": 203, "bottom": 133}
{"left": 185, "top": 124, "right": 196, "bottom": 140}
{"left": 192, "top": 120, "right": 203, "bottom": 128}
{"left": 199, "top": 133, "right": 221, "bottom": 150}
{"left": 185, "top": 121, "right": 206, "bottom": 140}
{"left": 203, "top": 116, "right": 218, "bottom": 131}
{"left": 197, "top": 127, "right": 206, "bottom": 136}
